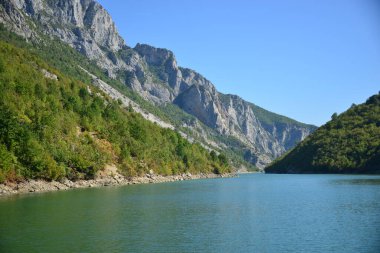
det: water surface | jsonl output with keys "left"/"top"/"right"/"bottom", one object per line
{"left": 0, "top": 174, "right": 379, "bottom": 252}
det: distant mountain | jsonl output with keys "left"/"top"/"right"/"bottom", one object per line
{"left": 0, "top": 0, "right": 316, "bottom": 169}
{"left": 265, "top": 93, "right": 380, "bottom": 174}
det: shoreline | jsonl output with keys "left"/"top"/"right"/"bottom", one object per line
{"left": 0, "top": 173, "right": 235, "bottom": 197}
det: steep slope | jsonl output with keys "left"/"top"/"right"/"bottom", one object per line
{"left": 175, "top": 88, "right": 315, "bottom": 167}
{"left": 0, "top": 0, "right": 126, "bottom": 75}
{"left": 265, "top": 93, "right": 380, "bottom": 174}
{"left": 0, "top": 40, "right": 230, "bottom": 182}
{"left": 0, "top": 0, "right": 316, "bottom": 168}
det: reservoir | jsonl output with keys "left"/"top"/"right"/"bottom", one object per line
{"left": 0, "top": 174, "right": 379, "bottom": 252}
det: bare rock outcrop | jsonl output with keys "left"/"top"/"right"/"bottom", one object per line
{"left": 0, "top": 0, "right": 316, "bottom": 168}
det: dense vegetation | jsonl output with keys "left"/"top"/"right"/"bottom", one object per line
{"left": 265, "top": 93, "right": 380, "bottom": 174}
{"left": 0, "top": 40, "right": 230, "bottom": 183}
{"left": 0, "top": 24, "right": 256, "bottom": 171}
{"left": 250, "top": 103, "right": 316, "bottom": 130}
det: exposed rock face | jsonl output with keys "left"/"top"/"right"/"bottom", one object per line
{"left": 0, "top": 0, "right": 126, "bottom": 76}
{"left": 175, "top": 86, "right": 315, "bottom": 166}
{"left": 175, "top": 84, "right": 223, "bottom": 131}
{"left": 0, "top": 0, "right": 317, "bottom": 168}
{"left": 129, "top": 44, "right": 216, "bottom": 103}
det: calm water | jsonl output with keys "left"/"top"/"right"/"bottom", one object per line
{"left": 0, "top": 174, "right": 380, "bottom": 253}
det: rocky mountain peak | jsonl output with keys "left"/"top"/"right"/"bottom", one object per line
{"left": 134, "top": 43, "right": 176, "bottom": 67}
{"left": 0, "top": 0, "right": 317, "bottom": 168}
{"left": 6, "top": 0, "right": 124, "bottom": 49}
{"left": 1, "top": 0, "right": 126, "bottom": 76}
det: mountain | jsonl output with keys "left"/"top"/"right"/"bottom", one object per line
{"left": 0, "top": 0, "right": 317, "bottom": 169}
{"left": 265, "top": 93, "right": 380, "bottom": 174}
{"left": 0, "top": 39, "right": 230, "bottom": 183}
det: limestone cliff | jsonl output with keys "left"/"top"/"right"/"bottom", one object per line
{"left": 0, "top": 0, "right": 316, "bottom": 168}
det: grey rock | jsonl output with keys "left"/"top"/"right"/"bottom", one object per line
{"left": 1, "top": 0, "right": 126, "bottom": 77}
{"left": 41, "top": 69, "right": 58, "bottom": 80}
{"left": 0, "top": 0, "right": 317, "bottom": 168}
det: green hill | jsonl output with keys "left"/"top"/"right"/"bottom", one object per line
{"left": 0, "top": 25, "right": 255, "bottom": 171}
{"left": 0, "top": 40, "right": 230, "bottom": 183}
{"left": 265, "top": 93, "right": 380, "bottom": 174}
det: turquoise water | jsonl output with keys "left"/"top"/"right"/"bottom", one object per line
{"left": 0, "top": 174, "right": 379, "bottom": 253}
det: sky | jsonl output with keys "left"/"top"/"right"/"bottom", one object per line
{"left": 97, "top": 0, "right": 380, "bottom": 126}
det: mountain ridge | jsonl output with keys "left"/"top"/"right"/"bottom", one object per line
{"left": 265, "top": 93, "right": 380, "bottom": 174}
{"left": 0, "top": 0, "right": 317, "bottom": 168}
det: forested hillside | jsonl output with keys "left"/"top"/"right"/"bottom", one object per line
{"left": 265, "top": 93, "right": 380, "bottom": 174}
{"left": 0, "top": 41, "right": 230, "bottom": 183}
{"left": 0, "top": 0, "right": 316, "bottom": 169}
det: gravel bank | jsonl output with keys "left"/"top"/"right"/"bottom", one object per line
{"left": 0, "top": 173, "right": 235, "bottom": 197}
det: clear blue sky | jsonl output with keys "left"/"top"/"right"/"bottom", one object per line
{"left": 97, "top": 0, "right": 380, "bottom": 126}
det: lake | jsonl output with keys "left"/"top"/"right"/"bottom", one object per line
{"left": 0, "top": 174, "right": 379, "bottom": 253}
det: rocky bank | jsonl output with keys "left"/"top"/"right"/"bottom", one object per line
{"left": 0, "top": 173, "right": 234, "bottom": 197}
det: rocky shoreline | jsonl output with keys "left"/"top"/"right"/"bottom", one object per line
{"left": 0, "top": 173, "right": 235, "bottom": 197}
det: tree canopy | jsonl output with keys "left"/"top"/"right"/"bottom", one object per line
{"left": 265, "top": 92, "right": 380, "bottom": 174}
{"left": 0, "top": 41, "right": 230, "bottom": 183}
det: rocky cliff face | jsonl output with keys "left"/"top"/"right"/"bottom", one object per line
{"left": 175, "top": 87, "right": 315, "bottom": 167}
{"left": 0, "top": 0, "right": 126, "bottom": 76}
{"left": 0, "top": 0, "right": 316, "bottom": 168}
